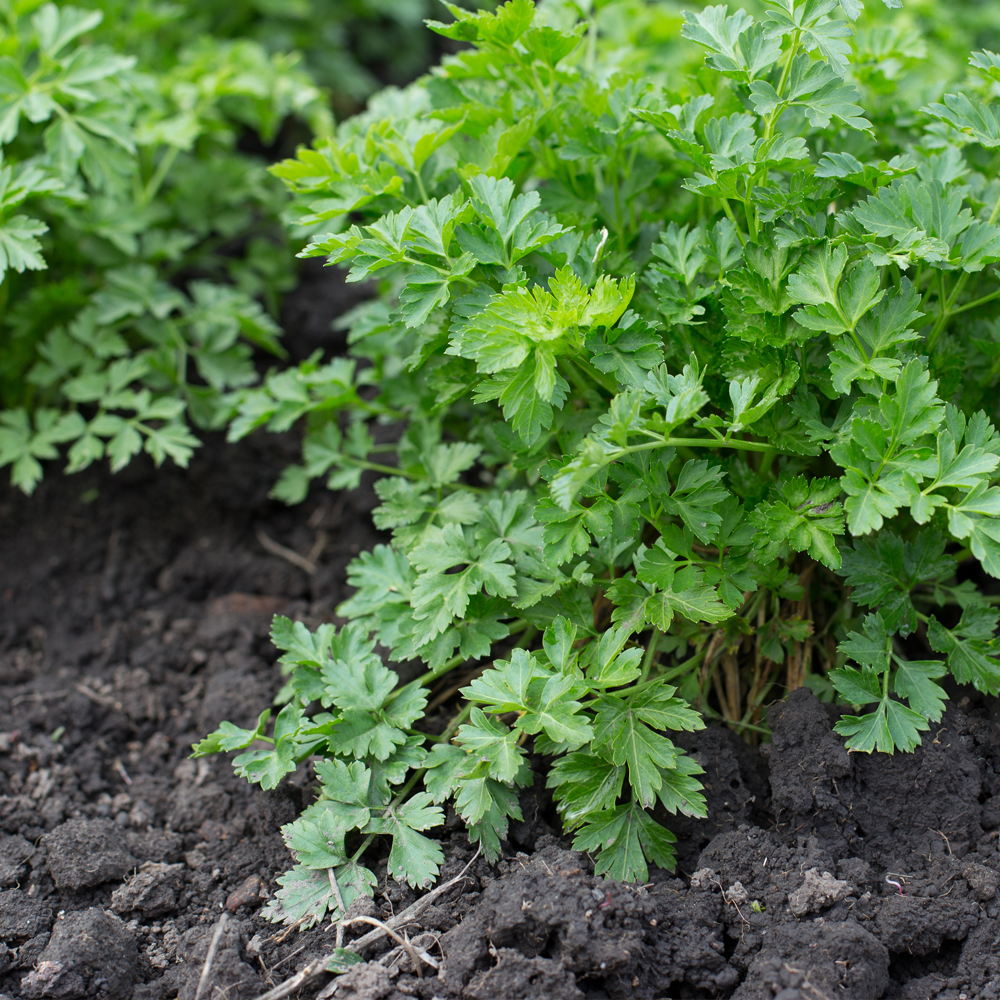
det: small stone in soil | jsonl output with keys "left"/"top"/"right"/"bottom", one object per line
{"left": 110, "top": 869, "right": 178, "bottom": 917}
{"left": 788, "top": 868, "right": 851, "bottom": 917}
{"left": 963, "top": 861, "right": 1000, "bottom": 901}
{"left": 225, "top": 873, "right": 266, "bottom": 912}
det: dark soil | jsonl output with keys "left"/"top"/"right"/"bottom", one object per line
{"left": 4, "top": 263, "right": 1000, "bottom": 1000}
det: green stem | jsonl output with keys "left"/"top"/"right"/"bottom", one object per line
{"left": 639, "top": 629, "right": 662, "bottom": 683}
{"left": 352, "top": 702, "right": 474, "bottom": 865}
{"left": 718, "top": 197, "right": 746, "bottom": 246}
{"left": 574, "top": 355, "right": 620, "bottom": 395}
{"left": 349, "top": 833, "right": 376, "bottom": 866}
{"left": 663, "top": 436, "right": 781, "bottom": 454}
{"left": 142, "top": 146, "right": 180, "bottom": 206}
{"left": 413, "top": 166, "right": 431, "bottom": 205}
{"left": 0, "top": 277, "right": 10, "bottom": 330}
{"left": 421, "top": 654, "right": 466, "bottom": 687}
{"left": 949, "top": 285, "right": 1000, "bottom": 317}
{"left": 440, "top": 702, "right": 473, "bottom": 741}
{"left": 355, "top": 459, "right": 419, "bottom": 478}
{"left": 927, "top": 187, "right": 1000, "bottom": 351}
{"left": 350, "top": 457, "right": 484, "bottom": 493}
{"left": 882, "top": 636, "right": 892, "bottom": 700}
{"left": 703, "top": 706, "right": 771, "bottom": 735}
{"left": 560, "top": 356, "right": 600, "bottom": 397}
{"left": 773, "top": 29, "right": 800, "bottom": 109}
{"left": 757, "top": 447, "right": 778, "bottom": 479}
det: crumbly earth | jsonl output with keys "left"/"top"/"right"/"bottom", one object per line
{"left": 3, "top": 269, "right": 1000, "bottom": 1000}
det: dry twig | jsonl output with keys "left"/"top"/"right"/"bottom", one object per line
{"left": 194, "top": 913, "right": 229, "bottom": 1000}
{"left": 256, "top": 529, "right": 317, "bottom": 575}
{"left": 248, "top": 847, "right": 481, "bottom": 1000}
{"left": 340, "top": 915, "right": 433, "bottom": 974}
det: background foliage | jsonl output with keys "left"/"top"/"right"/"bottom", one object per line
{"left": 0, "top": 0, "right": 462, "bottom": 493}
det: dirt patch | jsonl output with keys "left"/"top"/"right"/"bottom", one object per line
{"left": 3, "top": 278, "right": 1000, "bottom": 999}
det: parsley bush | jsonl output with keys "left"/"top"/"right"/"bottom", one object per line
{"left": 198, "top": 0, "right": 1000, "bottom": 925}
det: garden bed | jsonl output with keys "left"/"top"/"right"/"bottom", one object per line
{"left": 0, "top": 276, "right": 998, "bottom": 1000}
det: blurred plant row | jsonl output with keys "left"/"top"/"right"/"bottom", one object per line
{"left": 0, "top": 0, "right": 454, "bottom": 491}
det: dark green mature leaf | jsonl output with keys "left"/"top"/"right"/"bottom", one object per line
{"left": 841, "top": 530, "right": 953, "bottom": 634}
{"left": 831, "top": 612, "right": 947, "bottom": 752}
{"left": 893, "top": 660, "right": 947, "bottom": 721}
{"left": 834, "top": 698, "right": 929, "bottom": 753}
{"left": 593, "top": 693, "right": 679, "bottom": 807}
{"left": 749, "top": 474, "right": 845, "bottom": 569}
{"left": 547, "top": 751, "right": 625, "bottom": 829}
{"left": 928, "top": 606, "right": 1000, "bottom": 692}
{"left": 365, "top": 792, "right": 444, "bottom": 887}
{"left": 454, "top": 709, "right": 526, "bottom": 783}
{"left": 572, "top": 801, "right": 676, "bottom": 881}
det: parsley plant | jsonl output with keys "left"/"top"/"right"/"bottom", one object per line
{"left": 199, "top": 0, "right": 1000, "bottom": 925}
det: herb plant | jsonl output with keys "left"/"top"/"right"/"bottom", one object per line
{"left": 199, "top": 0, "right": 1000, "bottom": 927}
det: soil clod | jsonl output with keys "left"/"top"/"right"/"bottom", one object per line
{"left": 5, "top": 419, "right": 1000, "bottom": 999}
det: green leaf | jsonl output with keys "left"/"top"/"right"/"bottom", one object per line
{"left": 572, "top": 801, "right": 669, "bottom": 882}
{"left": 284, "top": 808, "right": 353, "bottom": 869}
{"left": 315, "top": 758, "right": 371, "bottom": 806}
{"left": 366, "top": 792, "right": 444, "bottom": 888}
{"left": 750, "top": 56, "right": 871, "bottom": 131}
{"left": 263, "top": 862, "right": 376, "bottom": 929}
{"left": 518, "top": 672, "right": 594, "bottom": 749}
{"left": 631, "top": 682, "right": 705, "bottom": 733}
{"left": 191, "top": 710, "right": 271, "bottom": 757}
{"left": 749, "top": 474, "right": 845, "bottom": 570}
{"left": 838, "top": 612, "right": 891, "bottom": 669}
{"left": 924, "top": 94, "right": 1000, "bottom": 147}
{"left": 841, "top": 530, "right": 952, "bottom": 634}
{"left": 660, "top": 460, "right": 729, "bottom": 544}
{"left": 233, "top": 740, "right": 299, "bottom": 789}
{"left": 893, "top": 660, "right": 947, "bottom": 722}
{"left": 928, "top": 607, "right": 1000, "bottom": 693}
{"left": 656, "top": 755, "right": 708, "bottom": 817}
{"left": 325, "top": 710, "right": 409, "bottom": 762}
{"left": 834, "top": 698, "right": 929, "bottom": 754}
{"left": 0, "top": 214, "right": 47, "bottom": 278}
{"left": 454, "top": 708, "right": 527, "bottom": 783}
{"left": 542, "top": 615, "right": 578, "bottom": 673}
{"left": 33, "top": 4, "right": 104, "bottom": 57}
{"left": 830, "top": 663, "right": 883, "bottom": 705}
{"left": 547, "top": 751, "right": 625, "bottom": 829}
{"left": 593, "top": 694, "right": 679, "bottom": 807}
{"left": 682, "top": 7, "right": 779, "bottom": 83}
{"left": 461, "top": 649, "right": 548, "bottom": 710}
